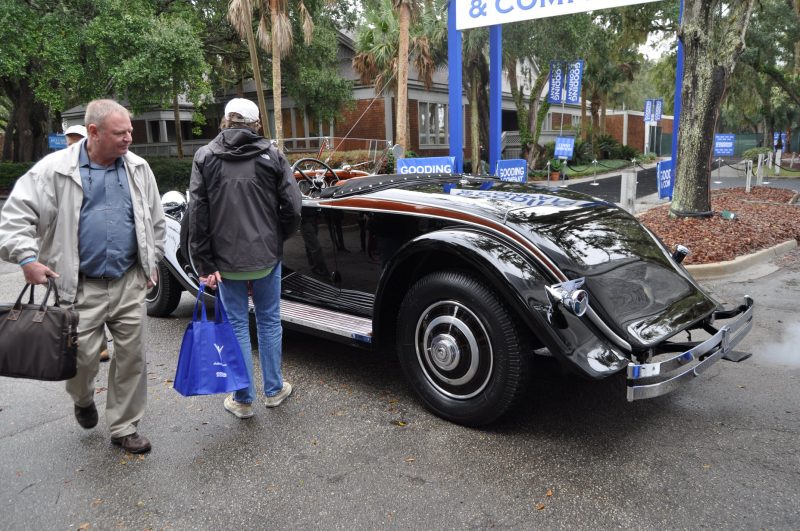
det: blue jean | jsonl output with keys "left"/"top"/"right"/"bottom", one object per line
{"left": 217, "top": 263, "right": 283, "bottom": 404}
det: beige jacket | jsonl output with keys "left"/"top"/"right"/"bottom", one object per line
{"left": 0, "top": 140, "right": 165, "bottom": 302}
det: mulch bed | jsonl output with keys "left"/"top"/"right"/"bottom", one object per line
{"left": 638, "top": 187, "right": 800, "bottom": 265}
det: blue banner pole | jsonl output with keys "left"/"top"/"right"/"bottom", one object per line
{"left": 447, "top": 0, "right": 464, "bottom": 173}
{"left": 489, "top": 25, "right": 502, "bottom": 175}
{"left": 670, "top": 0, "right": 684, "bottom": 175}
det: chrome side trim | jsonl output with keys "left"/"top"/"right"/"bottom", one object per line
{"left": 280, "top": 299, "right": 373, "bottom": 343}
{"left": 584, "top": 307, "right": 633, "bottom": 352}
{"left": 626, "top": 296, "right": 754, "bottom": 401}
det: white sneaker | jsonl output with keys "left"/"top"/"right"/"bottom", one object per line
{"left": 224, "top": 394, "right": 254, "bottom": 419}
{"left": 264, "top": 382, "right": 292, "bottom": 408}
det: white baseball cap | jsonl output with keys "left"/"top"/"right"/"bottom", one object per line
{"left": 64, "top": 124, "right": 87, "bottom": 137}
{"left": 224, "top": 98, "right": 260, "bottom": 123}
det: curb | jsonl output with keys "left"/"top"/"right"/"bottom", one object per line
{"left": 685, "top": 239, "right": 797, "bottom": 280}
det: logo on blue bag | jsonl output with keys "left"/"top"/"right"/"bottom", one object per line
{"left": 214, "top": 343, "right": 228, "bottom": 377}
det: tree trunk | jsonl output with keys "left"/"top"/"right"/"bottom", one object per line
{"left": 600, "top": 94, "right": 607, "bottom": 135}
{"left": 670, "top": 0, "right": 754, "bottom": 218}
{"left": 470, "top": 71, "right": 481, "bottom": 173}
{"left": 1, "top": 116, "right": 13, "bottom": 161}
{"left": 395, "top": 3, "right": 410, "bottom": 151}
{"left": 271, "top": 3, "right": 284, "bottom": 149}
{"left": 525, "top": 74, "right": 548, "bottom": 168}
{"left": 244, "top": 8, "right": 271, "bottom": 139}
{"left": 173, "top": 88, "right": 184, "bottom": 159}
{"left": 14, "top": 79, "right": 35, "bottom": 162}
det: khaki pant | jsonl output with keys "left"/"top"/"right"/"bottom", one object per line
{"left": 66, "top": 268, "right": 148, "bottom": 438}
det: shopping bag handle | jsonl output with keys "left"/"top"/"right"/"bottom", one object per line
{"left": 214, "top": 293, "right": 229, "bottom": 324}
{"left": 192, "top": 283, "right": 208, "bottom": 323}
{"left": 193, "top": 282, "right": 231, "bottom": 324}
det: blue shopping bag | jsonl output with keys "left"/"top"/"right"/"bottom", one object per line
{"left": 173, "top": 284, "right": 250, "bottom": 396}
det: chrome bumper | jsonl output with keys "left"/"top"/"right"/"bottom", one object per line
{"left": 626, "top": 296, "right": 754, "bottom": 401}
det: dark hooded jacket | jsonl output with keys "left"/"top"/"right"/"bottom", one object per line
{"left": 189, "top": 128, "right": 302, "bottom": 276}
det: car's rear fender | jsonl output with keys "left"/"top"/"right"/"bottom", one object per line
{"left": 373, "top": 228, "right": 628, "bottom": 377}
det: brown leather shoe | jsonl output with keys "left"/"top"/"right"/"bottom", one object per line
{"left": 99, "top": 349, "right": 110, "bottom": 362}
{"left": 74, "top": 403, "right": 98, "bottom": 429}
{"left": 111, "top": 432, "right": 152, "bottom": 454}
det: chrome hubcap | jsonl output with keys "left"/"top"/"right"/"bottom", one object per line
{"left": 414, "top": 301, "right": 492, "bottom": 400}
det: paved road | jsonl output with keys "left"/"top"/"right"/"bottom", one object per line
{"left": 1, "top": 249, "right": 799, "bottom": 528}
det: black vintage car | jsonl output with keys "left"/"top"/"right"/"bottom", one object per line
{"left": 148, "top": 162, "right": 753, "bottom": 426}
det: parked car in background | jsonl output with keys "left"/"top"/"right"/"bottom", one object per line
{"left": 148, "top": 160, "right": 754, "bottom": 426}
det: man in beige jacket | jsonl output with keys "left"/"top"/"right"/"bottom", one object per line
{"left": 0, "top": 99, "right": 165, "bottom": 454}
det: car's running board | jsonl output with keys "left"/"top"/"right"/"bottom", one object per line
{"left": 281, "top": 299, "right": 373, "bottom": 344}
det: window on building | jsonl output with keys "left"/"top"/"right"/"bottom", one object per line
{"left": 418, "top": 102, "right": 448, "bottom": 146}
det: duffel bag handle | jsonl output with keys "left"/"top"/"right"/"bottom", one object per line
{"left": 10, "top": 279, "right": 61, "bottom": 322}
{"left": 24, "top": 278, "right": 62, "bottom": 306}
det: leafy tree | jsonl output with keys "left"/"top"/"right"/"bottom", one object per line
{"left": 0, "top": 0, "right": 87, "bottom": 161}
{"left": 282, "top": 21, "right": 354, "bottom": 126}
{"left": 501, "top": 15, "right": 590, "bottom": 168}
{"left": 109, "top": 10, "right": 211, "bottom": 158}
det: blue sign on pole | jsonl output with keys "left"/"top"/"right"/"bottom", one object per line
{"left": 773, "top": 132, "right": 787, "bottom": 148}
{"left": 48, "top": 134, "right": 67, "bottom": 150}
{"left": 643, "top": 99, "right": 653, "bottom": 123}
{"left": 565, "top": 60, "right": 584, "bottom": 105}
{"left": 396, "top": 156, "right": 455, "bottom": 175}
{"left": 548, "top": 61, "right": 564, "bottom": 104}
{"left": 714, "top": 134, "right": 736, "bottom": 157}
{"left": 553, "top": 137, "right": 575, "bottom": 160}
{"left": 657, "top": 159, "right": 674, "bottom": 200}
{"left": 653, "top": 99, "right": 663, "bottom": 122}
{"left": 495, "top": 159, "right": 527, "bottom": 183}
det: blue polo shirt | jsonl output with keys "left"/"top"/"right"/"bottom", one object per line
{"left": 77, "top": 143, "right": 138, "bottom": 278}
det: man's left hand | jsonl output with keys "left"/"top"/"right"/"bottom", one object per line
{"left": 147, "top": 267, "right": 159, "bottom": 289}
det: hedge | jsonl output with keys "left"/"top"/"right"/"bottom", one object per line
{"left": 0, "top": 162, "right": 34, "bottom": 191}
{"left": 1, "top": 149, "right": 390, "bottom": 195}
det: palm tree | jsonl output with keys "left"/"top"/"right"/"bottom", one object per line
{"left": 353, "top": 0, "right": 445, "bottom": 152}
{"left": 393, "top": 0, "right": 413, "bottom": 151}
{"left": 462, "top": 28, "right": 489, "bottom": 172}
{"left": 228, "top": 0, "right": 271, "bottom": 138}
{"left": 228, "top": 0, "right": 314, "bottom": 148}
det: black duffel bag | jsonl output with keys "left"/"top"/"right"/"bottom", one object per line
{"left": 0, "top": 279, "right": 79, "bottom": 381}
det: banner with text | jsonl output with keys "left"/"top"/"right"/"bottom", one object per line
{"left": 653, "top": 99, "right": 663, "bottom": 122}
{"left": 554, "top": 136, "right": 575, "bottom": 159}
{"left": 714, "top": 134, "right": 735, "bottom": 157}
{"left": 657, "top": 159, "right": 674, "bottom": 200}
{"left": 496, "top": 159, "right": 528, "bottom": 183}
{"left": 48, "top": 134, "right": 67, "bottom": 150}
{"left": 643, "top": 99, "right": 653, "bottom": 123}
{"left": 455, "top": 0, "right": 664, "bottom": 30}
{"left": 396, "top": 156, "right": 456, "bottom": 175}
{"left": 565, "top": 60, "right": 584, "bottom": 105}
{"left": 548, "top": 61, "right": 564, "bottom": 104}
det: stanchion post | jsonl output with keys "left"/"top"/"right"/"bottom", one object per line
{"left": 756, "top": 153, "right": 764, "bottom": 186}
{"left": 620, "top": 165, "right": 637, "bottom": 214}
{"left": 591, "top": 159, "right": 598, "bottom": 186}
{"left": 745, "top": 159, "right": 753, "bottom": 193}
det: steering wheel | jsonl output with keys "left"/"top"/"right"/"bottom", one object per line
{"left": 292, "top": 158, "right": 340, "bottom": 197}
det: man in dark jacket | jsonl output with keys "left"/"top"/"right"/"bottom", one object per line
{"left": 190, "top": 98, "right": 302, "bottom": 419}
